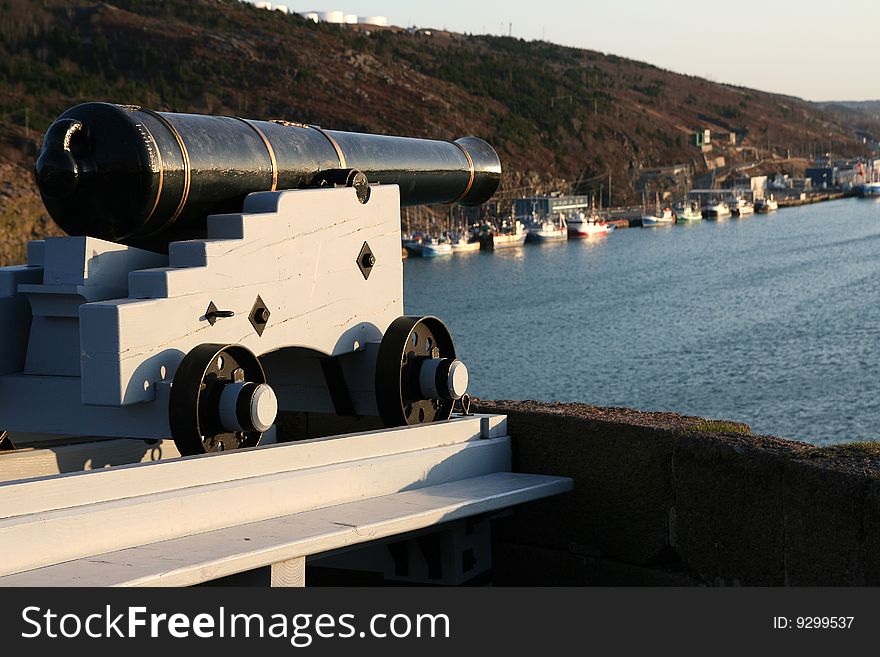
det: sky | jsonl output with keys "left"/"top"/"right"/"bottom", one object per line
{"left": 263, "top": 0, "right": 880, "bottom": 101}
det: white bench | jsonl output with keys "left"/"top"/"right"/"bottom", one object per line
{"left": 0, "top": 415, "right": 571, "bottom": 586}
{"left": 0, "top": 472, "right": 568, "bottom": 586}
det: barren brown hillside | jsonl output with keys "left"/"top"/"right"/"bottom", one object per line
{"left": 0, "top": 0, "right": 877, "bottom": 263}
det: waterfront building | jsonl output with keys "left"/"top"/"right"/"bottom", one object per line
{"left": 513, "top": 194, "right": 593, "bottom": 220}
{"left": 723, "top": 175, "right": 767, "bottom": 200}
{"left": 806, "top": 166, "right": 837, "bottom": 189}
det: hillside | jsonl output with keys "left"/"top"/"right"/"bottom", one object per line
{"left": 0, "top": 0, "right": 877, "bottom": 264}
{"left": 815, "top": 100, "right": 880, "bottom": 142}
{"left": 818, "top": 100, "right": 880, "bottom": 117}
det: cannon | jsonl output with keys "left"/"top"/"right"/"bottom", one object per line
{"left": 34, "top": 102, "right": 500, "bottom": 247}
{"left": 0, "top": 103, "right": 502, "bottom": 455}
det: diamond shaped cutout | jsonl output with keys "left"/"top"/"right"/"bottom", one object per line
{"left": 357, "top": 241, "right": 376, "bottom": 280}
{"left": 248, "top": 295, "right": 270, "bottom": 336}
{"left": 205, "top": 301, "right": 219, "bottom": 325}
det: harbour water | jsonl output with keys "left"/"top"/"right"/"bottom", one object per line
{"left": 404, "top": 198, "right": 880, "bottom": 445}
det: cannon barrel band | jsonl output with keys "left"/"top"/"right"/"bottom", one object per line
{"left": 34, "top": 102, "right": 502, "bottom": 247}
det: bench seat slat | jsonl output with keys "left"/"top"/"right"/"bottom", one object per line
{"left": 0, "top": 472, "right": 571, "bottom": 587}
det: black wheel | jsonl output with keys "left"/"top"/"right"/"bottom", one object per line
{"left": 170, "top": 343, "right": 274, "bottom": 455}
{"left": 375, "top": 316, "right": 464, "bottom": 427}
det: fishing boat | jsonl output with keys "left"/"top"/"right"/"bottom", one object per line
{"left": 526, "top": 214, "right": 567, "bottom": 243}
{"left": 567, "top": 212, "right": 614, "bottom": 237}
{"left": 673, "top": 200, "right": 702, "bottom": 222}
{"left": 858, "top": 161, "right": 880, "bottom": 197}
{"left": 641, "top": 191, "right": 675, "bottom": 227}
{"left": 401, "top": 230, "right": 425, "bottom": 255}
{"left": 702, "top": 200, "right": 731, "bottom": 219}
{"left": 754, "top": 197, "right": 779, "bottom": 213}
{"left": 450, "top": 231, "right": 480, "bottom": 253}
{"left": 417, "top": 236, "right": 453, "bottom": 257}
{"left": 483, "top": 219, "right": 527, "bottom": 250}
{"left": 730, "top": 197, "right": 754, "bottom": 216}
{"left": 642, "top": 207, "right": 676, "bottom": 227}
{"left": 859, "top": 182, "right": 880, "bottom": 198}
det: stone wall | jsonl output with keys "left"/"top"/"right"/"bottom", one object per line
{"left": 473, "top": 400, "right": 880, "bottom": 586}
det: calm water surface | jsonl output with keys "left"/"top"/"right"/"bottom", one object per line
{"left": 403, "top": 198, "right": 880, "bottom": 445}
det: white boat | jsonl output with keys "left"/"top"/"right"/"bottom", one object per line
{"left": 417, "top": 236, "right": 452, "bottom": 257}
{"left": 754, "top": 197, "right": 778, "bottom": 213}
{"left": 450, "top": 232, "right": 480, "bottom": 253}
{"left": 526, "top": 215, "right": 568, "bottom": 242}
{"left": 858, "top": 161, "right": 880, "bottom": 197}
{"left": 730, "top": 197, "right": 754, "bottom": 216}
{"left": 642, "top": 207, "right": 676, "bottom": 226}
{"left": 702, "top": 200, "right": 731, "bottom": 219}
{"left": 567, "top": 212, "right": 614, "bottom": 237}
{"left": 673, "top": 201, "right": 702, "bottom": 222}
{"left": 487, "top": 220, "right": 527, "bottom": 249}
{"left": 859, "top": 182, "right": 880, "bottom": 198}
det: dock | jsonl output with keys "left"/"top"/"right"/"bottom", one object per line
{"left": 776, "top": 191, "right": 848, "bottom": 208}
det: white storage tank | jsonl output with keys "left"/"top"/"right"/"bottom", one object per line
{"left": 317, "top": 10, "right": 344, "bottom": 23}
{"left": 299, "top": 11, "right": 319, "bottom": 22}
{"left": 358, "top": 15, "right": 388, "bottom": 26}
{"left": 254, "top": 1, "right": 272, "bottom": 9}
{"left": 274, "top": 4, "right": 289, "bottom": 13}
{"left": 344, "top": 14, "right": 358, "bottom": 24}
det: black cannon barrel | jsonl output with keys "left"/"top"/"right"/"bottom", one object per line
{"left": 34, "top": 103, "right": 502, "bottom": 245}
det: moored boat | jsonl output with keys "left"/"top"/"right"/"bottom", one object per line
{"left": 730, "top": 197, "right": 754, "bottom": 216}
{"left": 567, "top": 212, "right": 614, "bottom": 237}
{"left": 703, "top": 200, "right": 731, "bottom": 219}
{"left": 642, "top": 207, "right": 676, "bottom": 226}
{"left": 417, "top": 236, "right": 453, "bottom": 257}
{"left": 450, "top": 232, "right": 481, "bottom": 253}
{"left": 858, "top": 161, "right": 880, "bottom": 197}
{"left": 526, "top": 215, "right": 568, "bottom": 243}
{"left": 487, "top": 220, "right": 527, "bottom": 249}
{"left": 673, "top": 201, "right": 702, "bottom": 222}
{"left": 492, "top": 221, "right": 527, "bottom": 249}
{"left": 858, "top": 182, "right": 880, "bottom": 198}
{"left": 402, "top": 230, "right": 425, "bottom": 255}
{"left": 754, "top": 197, "right": 778, "bottom": 213}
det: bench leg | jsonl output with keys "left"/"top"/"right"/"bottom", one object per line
{"left": 270, "top": 556, "right": 305, "bottom": 587}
